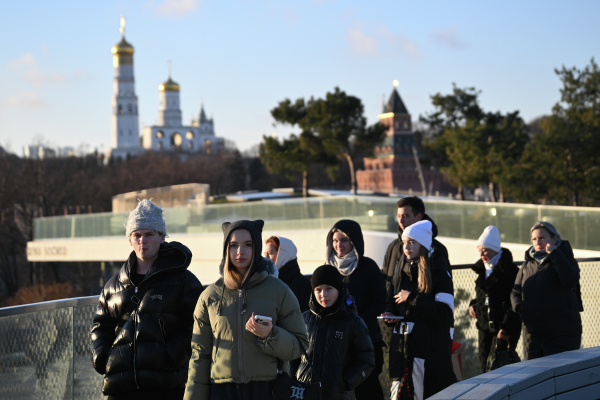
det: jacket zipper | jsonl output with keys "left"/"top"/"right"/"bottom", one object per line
{"left": 238, "top": 289, "right": 246, "bottom": 382}
{"left": 133, "top": 307, "right": 139, "bottom": 388}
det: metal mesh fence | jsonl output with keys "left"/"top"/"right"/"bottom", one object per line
{"left": 1, "top": 261, "right": 599, "bottom": 398}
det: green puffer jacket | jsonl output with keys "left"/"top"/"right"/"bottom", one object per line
{"left": 184, "top": 219, "right": 309, "bottom": 400}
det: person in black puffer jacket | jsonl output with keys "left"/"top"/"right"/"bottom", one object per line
{"left": 468, "top": 226, "right": 521, "bottom": 373}
{"left": 265, "top": 235, "right": 311, "bottom": 312}
{"left": 291, "top": 265, "right": 375, "bottom": 400}
{"left": 511, "top": 221, "right": 583, "bottom": 360}
{"left": 90, "top": 200, "right": 203, "bottom": 400}
{"left": 325, "top": 219, "right": 387, "bottom": 400}
{"left": 383, "top": 220, "right": 456, "bottom": 400}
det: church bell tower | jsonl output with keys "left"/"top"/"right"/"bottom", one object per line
{"left": 111, "top": 16, "right": 141, "bottom": 151}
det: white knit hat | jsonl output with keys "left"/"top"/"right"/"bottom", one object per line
{"left": 124, "top": 199, "right": 168, "bottom": 237}
{"left": 402, "top": 220, "right": 433, "bottom": 251}
{"left": 476, "top": 225, "right": 501, "bottom": 253}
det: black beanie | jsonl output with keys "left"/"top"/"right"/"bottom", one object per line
{"left": 311, "top": 265, "right": 343, "bottom": 292}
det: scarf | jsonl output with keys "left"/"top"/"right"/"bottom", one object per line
{"left": 484, "top": 250, "right": 503, "bottom": 279}
{"left": 529, "top": 240, "right": 561, "bottom": 264}
{"left": 328, "top": 249, "right": 359, "bottom": 276}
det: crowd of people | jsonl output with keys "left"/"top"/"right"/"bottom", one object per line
{"left": 90, "top": 197, "right": 584, "bottom": 400}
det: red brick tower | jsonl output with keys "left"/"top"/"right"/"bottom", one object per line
{"left": 356, "top": 83, "right": 454, "bottom": 194}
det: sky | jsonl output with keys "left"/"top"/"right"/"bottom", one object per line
{"left": 1, "top": 0, "right": 599, "bottom": 156}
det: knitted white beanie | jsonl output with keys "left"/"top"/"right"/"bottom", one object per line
{"left": 124, "top": 199, "right": 168, "bottom": 237}
{"left": 476, "top": 225, "right": 501, "bottom": 253}
{"left": 402, "top": 220, "right": 433, "bottom": 251}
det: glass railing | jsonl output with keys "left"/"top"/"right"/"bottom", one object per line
{"left": 34, "top": 196, "right": 600, "bottom": 250}
{"left": 2, "top": 259, "right": 599, "bottom": 398}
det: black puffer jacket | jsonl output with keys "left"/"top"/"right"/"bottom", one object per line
{"left": 382, "top": 214, "right": 450, "bottom": 283}
{"left": 469, "top": 248, "right": 521, "bottom": 337}
{"left": 326, "top": 219, "right": 387, "bottom": 344}
{"left": 90, "top": 241, "right": 203, "bottom": 396}
{"left": 385, "top": 250, "right": 456, "bottom": 398}
{"left": 279, "top": 259, "right": 312, "bottom": 313}
{"left": 292, "top": 290, "right": 375, "bottom": 400}
{"left": 511, "top": 240, "right": 582, "bottom": 337}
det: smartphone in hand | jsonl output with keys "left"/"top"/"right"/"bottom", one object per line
{"left": 254, "top": 315, "right": 272, "bottom": 325}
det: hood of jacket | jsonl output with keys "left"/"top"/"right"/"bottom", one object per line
{"left": 326, "top": 219, "right": 365, "bottom": 260}
{"left": 308, "top": 288, "right": 358, "bottom": 319}
{"left": 524, "top": 240, "right": 574, "bottom": 263}
{"left": 397, "top": 213, "right": 439, "bottom": 239}
{"left": 275, "top": 236, "right": 298, "bottom": 269}
{"left": 219, "top": 219, "right": 273, "bottom": 284}
{"left": 119, "top": 240, "right": 192, "bottom": 285}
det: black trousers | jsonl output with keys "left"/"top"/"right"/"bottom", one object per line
{"left": 210, "top": 380, "right": 276, "bottom": 400}
{"left": 354, "top": 340, "right": 384, "bottom": 400}
{"left": 527, "top": 333, "right": 581, "bottom": 360}
{"left": 108, "top": 387, "right": 184, "bottom": 400}
{"left": 477, "top": 330, "right": 519, "bottom": 373}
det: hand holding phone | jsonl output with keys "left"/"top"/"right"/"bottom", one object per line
{"left": 380, "top": 312, "right": 403, "bottom": 323}
{"left": 245, "top": 312, "right": 273, "bottom": 339}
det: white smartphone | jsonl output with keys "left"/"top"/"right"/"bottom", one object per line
{"left": 377, "top": 315, "right": 404, "bottom": 320}
{"left": 254, "top": 315, "right": 272, "bottom": 324}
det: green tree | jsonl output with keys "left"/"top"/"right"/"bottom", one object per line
{"left": 510, "top": 59, "right": 600, "bottom": 206}
{"left": 259, "top": 131, "right": 327, "bottom": 197}
{"left": 421, "top": 85, "right": 528, "bottom": 201}
{"left": 269, "top": 88, "right": 386, "bottom": 195}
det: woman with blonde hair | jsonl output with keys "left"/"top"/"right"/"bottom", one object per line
{"left": 382, "top": 220, "right": 456, "bottom": 400}
{"left": 184, "top": 220, "right": 308, "bottom": 400}
{"left": 511, "top": 221, "right": 582, "bottom": 359}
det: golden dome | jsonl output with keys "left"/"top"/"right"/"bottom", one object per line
{"left": 159, "top": 77, "right": 180, "bottom": 92}
{"left": 111, "top": 37, "right": 134, "bottom": 55}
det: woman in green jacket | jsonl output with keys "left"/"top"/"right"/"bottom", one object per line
{"left": 184, "top": 219, "right": 309, "bottom": 400}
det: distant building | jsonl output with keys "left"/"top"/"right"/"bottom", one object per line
{"left": 107, "top": 17, "right": 224, "bottom": 160}
{"left": 356, "top": 83, "right": 454, "bottom": 194}
{"left": 23, "top": 145, "right": 56, "bottom": 160}
{"left": 57, "top": 147, "right": 75, "bottom": 157}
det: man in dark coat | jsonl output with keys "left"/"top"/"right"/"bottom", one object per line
{"left": 325, "top": 219, "right": 387, "bottom": 400}
{"left": 90, "top": 200, "right": 203, "bottom": 400}
{"left": 468, "top": 226, "right": 521, "bottom": 372}
{"left": 382, "top": 196, "right": 450, "bottom": 284}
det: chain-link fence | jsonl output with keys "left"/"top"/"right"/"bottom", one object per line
{"left": 1, "top": 260, "right": 599, "bottom": 399}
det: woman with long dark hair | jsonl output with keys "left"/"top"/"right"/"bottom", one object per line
{"left": 382, "top": 220, "right": 456, "bottom": 400}
{"left": 184, "top": 220, "right": 308, "bottom": 400}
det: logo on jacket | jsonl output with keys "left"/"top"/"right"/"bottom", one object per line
{"left": 290, "top": 386, "right": 305, "bottom": 399}
{"left": 335, "top": 331, "right": 343, "bottom": 340}
{"left": 151, "top": 295, "right": 163, "bottom": 300}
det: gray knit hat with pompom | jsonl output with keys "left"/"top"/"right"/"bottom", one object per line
{"left": 124, "top": 199, "right": 168, "bottom": 237}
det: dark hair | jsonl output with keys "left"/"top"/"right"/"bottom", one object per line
{"left": 396, "top": 196, "right": 425, "bottom": 218}
{"left": 265, "top": 236, "right": 280, "bottom": 249}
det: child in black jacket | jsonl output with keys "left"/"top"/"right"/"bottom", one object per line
{"left": 291, "top": 265, "right": 375, "bottom": 400}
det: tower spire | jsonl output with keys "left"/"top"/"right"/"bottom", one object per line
{"left": 119, "top": 15, "right": 126, "bottom": 38}
{"left": 168, "top": 60, "right": 172, "bottom": 78}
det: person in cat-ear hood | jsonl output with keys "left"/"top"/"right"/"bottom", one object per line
{"left": 184, "top": 219, "right": 308, "bottom": 400}
{"left": 325, "top": 219, "right": 387, "bottom": 400}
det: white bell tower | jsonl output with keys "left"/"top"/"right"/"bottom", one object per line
{"left": 111, "top": 16, "right": 141, "bottom": 152}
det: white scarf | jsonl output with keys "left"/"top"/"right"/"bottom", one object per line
{"left": 484, "top": 250, "right": 503, "bottom": 279}
{"left": 328, "top": 250, "right": 359, "bottom": 276}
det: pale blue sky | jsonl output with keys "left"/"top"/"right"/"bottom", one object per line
{"left": 1, "top": 0, "right": 598, "bottom": 156}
